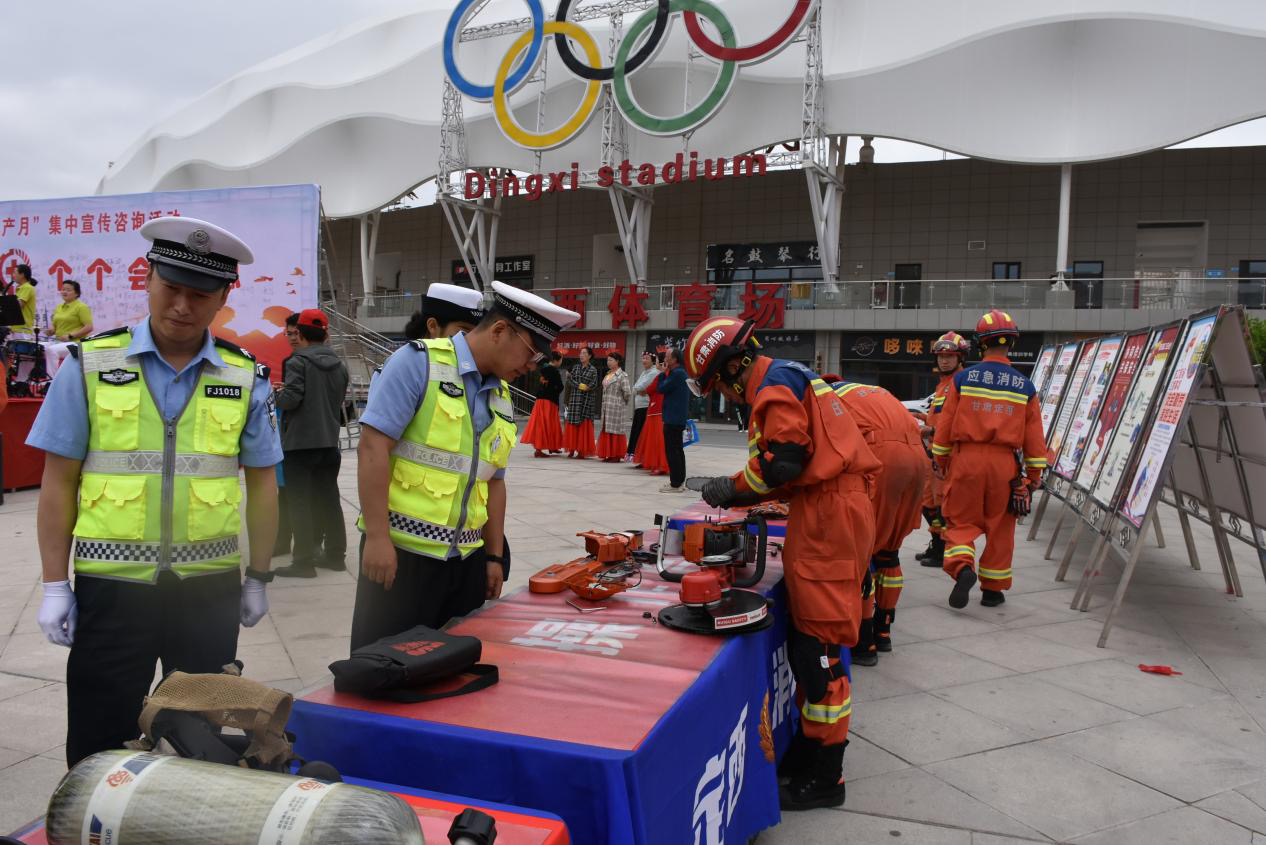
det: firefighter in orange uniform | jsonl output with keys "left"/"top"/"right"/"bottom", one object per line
{"left": 931, "top": 311, "right": 1048, "bottom": 608}
{"left": 826, "top": 380, "right": 928, "bottom": 665}
{"left": 916, "top": 332, "right": 971, "bottom": 568}
{"left": 689, "top": 318, "right": 880, "bottom": 812}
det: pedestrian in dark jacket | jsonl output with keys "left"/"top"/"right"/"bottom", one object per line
{"left": 521, "top": 351, "right": 565, "bottom": 456}
{"left": 657, "top": 348, "right": 690, "bottom": 491}
{"left": 274, "top": 309, "right": 351, "bottom": 578}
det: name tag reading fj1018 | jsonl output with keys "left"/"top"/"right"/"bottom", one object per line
{"left": 205, "top": 385, "right": 243, "bottom": 399}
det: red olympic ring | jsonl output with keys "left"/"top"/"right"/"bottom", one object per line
{"left": 682, "top": 0, "right": 812, "bottom": 63}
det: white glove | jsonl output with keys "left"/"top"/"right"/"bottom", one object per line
{"left": 240, "top": 577, "right": 269, "bottom": 627}
{"left": 38, "top": 580, "right": 77, "bottom": 647}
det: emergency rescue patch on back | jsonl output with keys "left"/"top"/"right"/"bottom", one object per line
{"left": 205, "top": 385, "right": 243, "bottom": 399}
{"left": 439, "top": 381, "right": 464, "bottom": 398}
{"left": 99, "top": 368, "right": 139, "bottom": 386}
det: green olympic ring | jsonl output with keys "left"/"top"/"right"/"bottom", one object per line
{"left": 611, "top": 0, "right": 737, "bottom": 136}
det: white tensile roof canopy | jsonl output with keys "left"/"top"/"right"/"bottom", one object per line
{"left": 97, "top": 0, "right": 1266, "bottom": 219}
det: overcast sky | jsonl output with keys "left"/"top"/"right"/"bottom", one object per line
{"left": 1, "top": 1, "right": 1264, "bottom": 205}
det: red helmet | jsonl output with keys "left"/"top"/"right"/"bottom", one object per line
{"left": 975, "top": 310, "right": 1019, "bottom": 347}
{"left": 684, "top": 317, "right": 759, "bottom": 396}
{"left": 931, "top": 331, "right": 970, "bottom": 358}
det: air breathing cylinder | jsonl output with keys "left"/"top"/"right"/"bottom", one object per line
{"left": 46, "top": 750, "right": 425, "bottom": 844}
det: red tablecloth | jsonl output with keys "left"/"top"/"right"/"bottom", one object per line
{"left": 1, "top": 398, "right": 44, "bottom": 491}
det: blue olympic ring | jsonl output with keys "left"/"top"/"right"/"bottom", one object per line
{"left": 444, "top": 0, "right": 545, "bottom": 101}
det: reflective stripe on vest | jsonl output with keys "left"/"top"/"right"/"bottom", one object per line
{"left": 73, "top": 330, "right": 252, "bottom": 583}
{"left": 359, "top": 338, "right": 517, "bottom": 560}
{"left": 82, "top": 451, "right": 240, "bottom": 478}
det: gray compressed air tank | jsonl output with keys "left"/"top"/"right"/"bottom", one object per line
{"left": 45, "top": 750, "right": 425, "bottom": 844}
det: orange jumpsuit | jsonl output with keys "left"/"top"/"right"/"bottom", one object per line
{"left": 832, "top": 383, "right": 927, "bottom": 614}
{"left": 931, "top": 352, "right": 1048, "bottom": 591}
{"left": 921, "top": 371, "right": 959, "bottom": 535}
{"left": 731, "top": 358, "right": 881, "bottom": 745}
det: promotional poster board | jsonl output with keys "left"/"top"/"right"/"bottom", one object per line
{"left": 1118, "top": 312, "right": 1220, "bottom": 528}
{"left": 1039, "top": 342, "right": 1079, "bottom": 437}
{"left": 1088, "top": 322, "right": 1184, "bottom": 510}
{"left": 1164, "top": 307, "right": 1265, "bottom": 559}
{"left": 1046, "top": 338, "right": 1099, "bottom": 461}
{"left": 1074, "top": 329, "right": 1151, "bottom": 491}
{"left": 1054, "top": 336, "right": 1125, "bottom": 481}
{"left": 0, "top": 184, "right": 320, "bottom": 377}
{"left": 1029, "top": 345, "right": 1059, "bottom": 401}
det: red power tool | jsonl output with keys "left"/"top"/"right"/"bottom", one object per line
{"left": 654, "top": 514, "right": 773, "bottom": 635}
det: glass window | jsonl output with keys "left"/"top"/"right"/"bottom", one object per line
{"left": 992, "top": 262, "right": 1022, "bottom": 279}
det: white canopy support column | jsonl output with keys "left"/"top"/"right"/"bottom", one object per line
{"left": 358, "top": 210, "right": 381, "bottom": 305}
{"left": 1054, "top": 163, "right": 1073, "bottom": 288}
{"left": 801, "top": 2, "right": 844, "bottom": 295}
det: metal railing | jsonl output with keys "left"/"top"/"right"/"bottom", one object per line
{"left": 351, "top": 276, "right": 1265, "bottom": 317}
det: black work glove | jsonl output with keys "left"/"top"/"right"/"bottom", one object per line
{"left": 701, "top": 476, "right": 738, "bottom": 508}
{"left": 1008, "top": 482, "right": 1032, "bottom": 518}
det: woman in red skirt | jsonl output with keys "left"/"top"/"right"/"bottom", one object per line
{"left": 520, "top": 351, "right": 564, "bottom": 456}
{"left": 597, "top": 352, "right": 632, "bottom": 461}
{"left": 563, "top": 346, "right": 599, "bottom": 458}
{"left": 634, "top": 356, "right": 669, "bottom": 475}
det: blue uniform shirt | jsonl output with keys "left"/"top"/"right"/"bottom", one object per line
{"left": 360, "top": 331, "right": 507, "bottom": 481}
{"left": 26, "top": 318, "right": 284, "bottom": 468}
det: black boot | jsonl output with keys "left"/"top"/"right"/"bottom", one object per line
{"left": 948, "top": 567, "right": 976, "bottom": 609}
{"left": 776, "top": 733, "right": 817, "bottom": 785}
{"left": 919, "top": 536, "right": 945, "bottom": 568}
{"left": 981, "top": 589, "right": 1006, "bottom": 607}
{"left": 914, "top": 534, "right": 938, "bottom": 563}
{"left": 851, "top": 618, "right": 878, "bottom": 667}
{"left": 874, "top": 607, "right": 894, "bottom": 652}
{"left": 779, "top": 742, "right": 847, "bottom": 811}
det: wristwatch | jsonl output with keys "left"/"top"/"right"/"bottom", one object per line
{"left": 244, "top": 567, "right": 275, "bottom": 583}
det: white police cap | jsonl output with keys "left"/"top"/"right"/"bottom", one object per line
{"left": 425, "top": 283, "right": 485, "bottom": 325}
{"left": 490, "top": 280, "right": 579, "bottom": 354}
{"left": 140, "top": 216, "right": 254, "bottom": 292}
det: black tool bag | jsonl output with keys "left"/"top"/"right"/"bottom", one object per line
{"left": 329, "top": 626, "right": 498, "bottom": 703}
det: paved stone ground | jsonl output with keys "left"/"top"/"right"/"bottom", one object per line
{"left": 0, "top": 427, "right": 1264, "bottom": 843}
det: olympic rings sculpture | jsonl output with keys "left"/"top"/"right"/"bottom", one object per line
{"left": 444, "top": 0, "right": 813, "bottom": 151}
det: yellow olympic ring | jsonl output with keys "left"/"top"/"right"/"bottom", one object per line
{"left": 493, "top": 20, "right": 602, "bottom": 150}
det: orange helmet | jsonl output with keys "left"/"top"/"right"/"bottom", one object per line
{"left": 931, "top": 331, "right": 971, "bottom": 359}
{"left": 975, "top": 310, "right": 1019, "bottom": 348}
{"left": 684, "top": 317, "right": 759, "bottom": 396}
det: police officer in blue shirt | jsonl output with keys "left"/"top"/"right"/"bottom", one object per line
{"left": 350, "top": 281, "right": 578, "bottom": 650}
{"left": 27, "top": 216, "right": 283, "bottom": 766}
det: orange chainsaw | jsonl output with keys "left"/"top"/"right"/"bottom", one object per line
{"left": 529, "top": 530, "right": 645, "bottom": 601}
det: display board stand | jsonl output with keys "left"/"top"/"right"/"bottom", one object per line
{"left": 1062, "top": 306, "right": 1263, "bottom": 646}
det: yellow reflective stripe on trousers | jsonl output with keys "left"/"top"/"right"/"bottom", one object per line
{"left": 1024, "top": 457, "right": 1048, "bottom": 468}
{"left": 931, "top": 443, "right": 952, "bottom": 456}
{"left": 879, "top": 575, "right": 905, "bottom": 588}
{"left": 83, "top": 451, "right": 239, "bottom": 478}
{"left": 802, "top": 696, "right": 852, "bottom": 724}
{"left": 978, "top": 566, "right": 1012, "bottom": 580}
{"left": 945, "top": 545, "right": 975, "bottom": 559}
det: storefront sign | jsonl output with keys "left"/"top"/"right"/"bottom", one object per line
{"left": 841, "top": 332, "right": 1043, "bottom": 366}
{"left": 754, "top": 332, "right": 813, "bottom": 363}
{"left": 708, "top": 242, "right": 820, "bottom": 270}
{"left": 452, "top": 254, "right": 534, "bottom": 284}
{"left": 552, "top": 330, "right": 626, "bottom": 359}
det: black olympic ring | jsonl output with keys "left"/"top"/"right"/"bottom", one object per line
{"left": 554, "top": 0, "right": 671, "bottom": 82}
